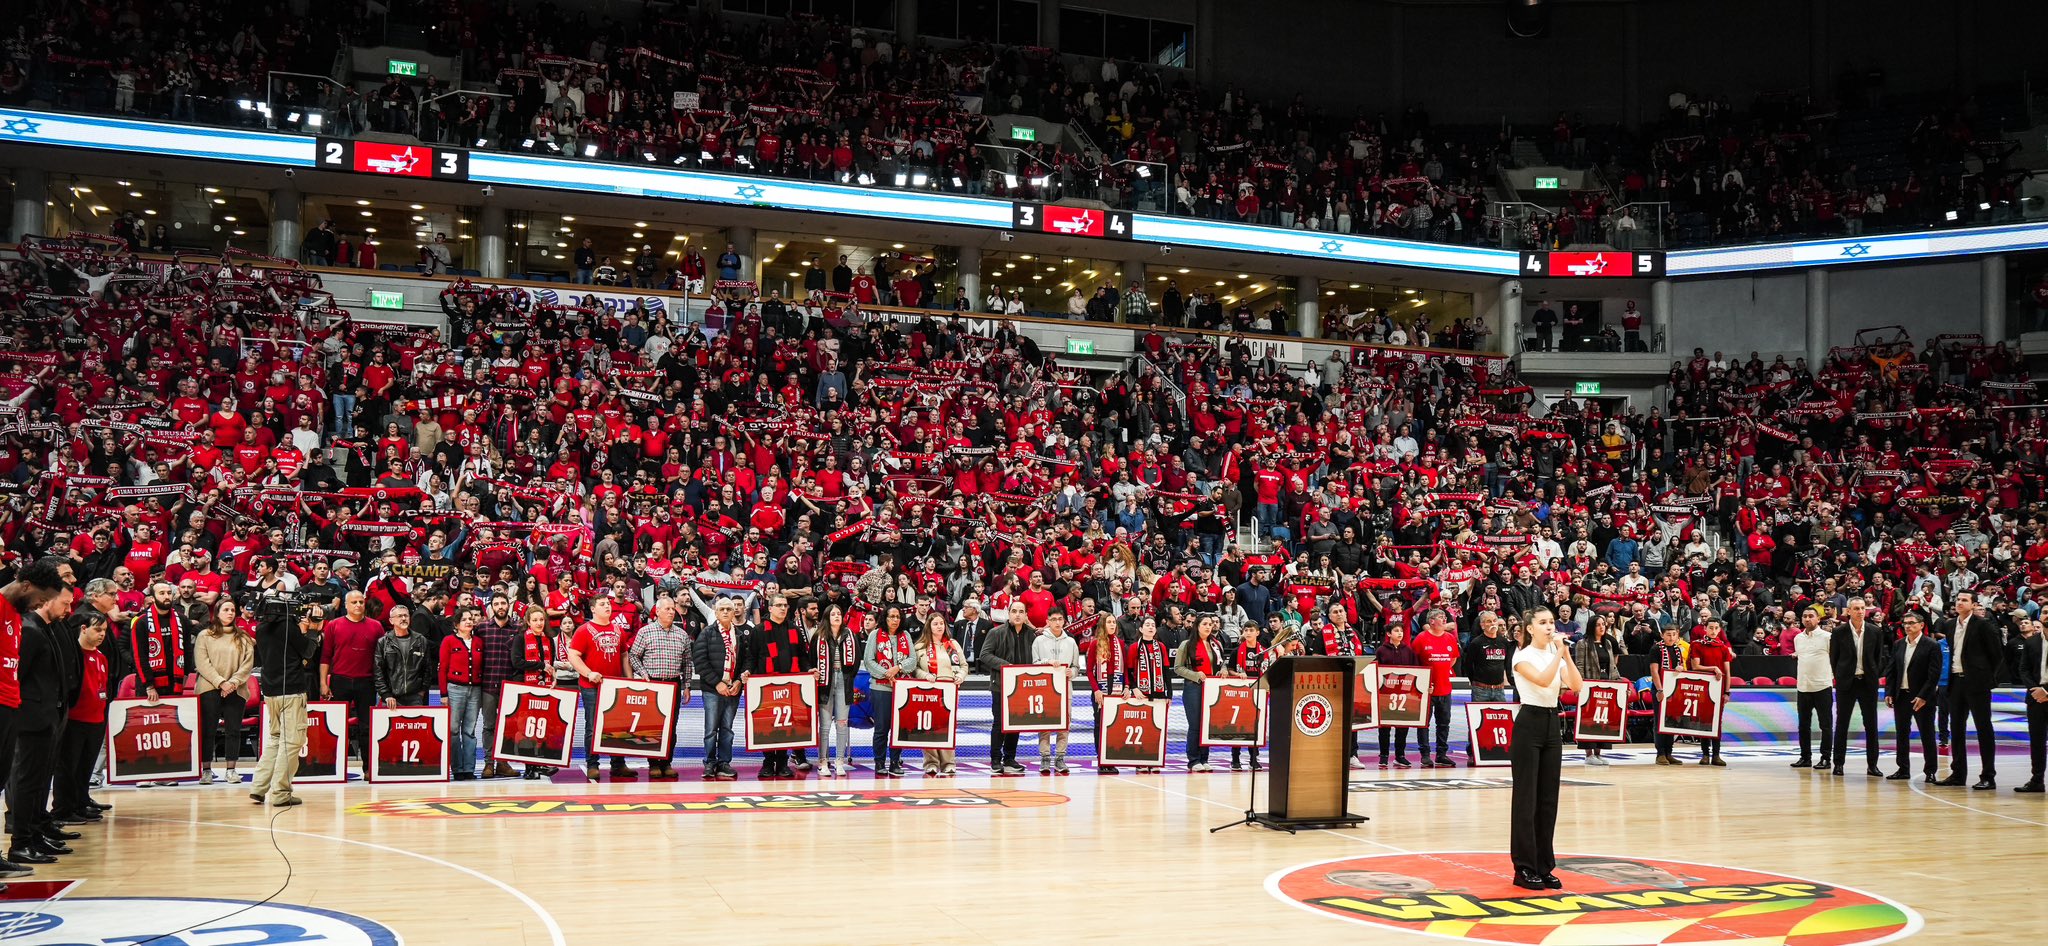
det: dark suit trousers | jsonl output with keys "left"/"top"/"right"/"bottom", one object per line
{"left": 1894, "top": 697, "right": 1937, "bottom": 777}
{"left": 1832, "top": 675, "right": 1880, "bottom": 767}
{"left": 54, "top": 720, "right": 103, "bottom": 816}
{"left": 1796, "top": 690, "right": 1833, "bottom": 759}
{"left": 1509, "top": 705, "right": 1563, "bottom": 878}
{"left": 8, "top": 725, "right": 56, "bottom": 846}
{"left": 2028, "top": 698, "right": 2047, "bottom": 783}
{"left": 1947, "top": 678, "right": 1996, "bottom": 780}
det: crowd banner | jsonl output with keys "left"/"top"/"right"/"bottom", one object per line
{"left": 890, "top": 680, "right": 959, "bottom": 750}
{"left": 596, "top": 678, "right": 682, "bottom": 758}
{"left": 742, "top": 675, "right": 818, "bottom": 751}
{"left": 106, "top": 697, "right": 201, "bottom": 784}
{"left": 259, "top": 700, "right": 348, "bottom": 783}
{"left": 996, "top": 665, "right": 1071, "bottom": 733}
{"left": 1658, "top": 670, "right": 1726, "bottom": 740}
{"left": 1574, "top": 680, "right": 1632, "bottom": 743}
{"left": 1198, "top": 677, "right": 1268, "bottom": 747}
{"left": 1464, "top": 702, "right": 1516, "bottom": 768}
{"left": 368, "top": 706, "right": 452, "bottom": 783}
{"left": 1373, "top": 666, "right": 1431, "bottom": 729}
{"left": 491, "top": 683, "right": 577, "bottom": 768}
{"left": 1098, "top": 696, "right": 1168, "bottom": 767}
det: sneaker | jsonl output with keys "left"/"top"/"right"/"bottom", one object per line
{"left": 1394, "top": 757, "right": 1414, "bottom": 768}
{"left": 1378, "top": 758, "right": 1389, "bottom": 769}
{"left": 1005, "top": 763, "right": 1029, "bottom": 776}
{"left": 1099, "top": 766, "right": 1120, "bottom": 775}
{"left": 1231, "top": 759, "right": 1244, "bottom": 770}
{"left": 272, "top": 796, "right": 303, "bottom": 807}
{"left": 1040, "top": 767, "right": 1052, "bottom": 776}
{"left": 1418, "top": 758, "right": 1436, "bottom": 768}
{"left": 941, "top": 765, "right": 957, "bottom": 776}
{"left": 199, "top": 770, "right": 218, "bottom": 785}
{"left": 0, "top": 859, "right": 31, "bottom": 879}
{"left": 1709, "top": 757, "right": 1727, "bottom": 767}
{"left": 1054, "top": 767, "right": 1070, "bottom": 776}
{"left": 1349, "top": 758, "right": 1367, "bottom": 770}
{"left": 1434, "top": 756, "right": 1455, "bottom": 768}
{"left": 1587, "top": 755, "right": 1608, "bottom": 766}
{"left": 1655, "top": 755, "right": 1674, "bottom": 765}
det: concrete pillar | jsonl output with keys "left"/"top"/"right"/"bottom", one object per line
{"left": 957, "top": 244, "right": 981, "bottom": 308}
{"left": 1296, "top": 277, "right": 1320, "bottom": 338}
{"left": 1501, "top": 278, "right": 1525, "bottom": 357}
{"left": 1039, "top": 0, "right": 1060, "bottom": 50}
{"left": 725, "top": 225, "right": 756, "bottom": 284}
{"left": 269, "top": 187, "right": 303, "bottom": 262}
{"left": 1650, "top": 278, "right": 1673, "bottom": 354}
{"left": 1982, "top": 253, "right": 2007, "bottom": 344}
{"left": 895, "top": 0, "right": 918, "bottom": 44}
{"left": 9, "top": 166, "right": 46, "bottom": 243}
{"left": 1805, "top": 268, "right": 1829, "bottom": 369}
{"left": 478, "top": 203, "right": 508, "bottom": 279}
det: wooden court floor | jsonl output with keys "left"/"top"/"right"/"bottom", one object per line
{"left": 38, "top": 749, "right": 2048, "bottom": 944}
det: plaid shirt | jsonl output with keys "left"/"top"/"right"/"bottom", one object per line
{"left": 628, "top": 621, "right": 693, "bottom": 683}
{"left": 478, "top": 622, "right": 522, "bottom": 687}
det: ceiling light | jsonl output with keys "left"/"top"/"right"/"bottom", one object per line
{"left": 90, "top": 205, "right": 109, "bottom": 213}
{"left": 1005, "top": 263, "right": 1016, "bottom": 269}
{"left": 513, "top": 223, "right": 527, "bottom": 229}
{"left": 128, "top": 191, "right": 143, "bottom": 198}
{"left": 222, "top": 215, "right": 237, "bottom": 222}
{"left": 1236, "top": 273, "right": 1249, "bottom": 279}
{"left": 1325, "top": 290, "right": 1336, "bottom": 296}
{"left": 1177, "top": 268, "right": 1190, "bottom": 274}
{"left": 143, "top": 209, "right": 157, "bottom": 215}
{"left": 412, "top": 215, "right": 425, "bottom": 222}
{"left": 1250, "top": 284, "right": 1263, "bottom": 291}
{"left": 360, "top": 210, "right": 372, "bottom": 216}
{"left": 554, "top": 254, "right": 565, "bottom": 259}
{"left": 205, "top": 187, "right": 221, "bottom": 194}
{"left": 892, "top": 243, "right": 905, "bottom": 250}
{"left": 232, "top": 229, "right": 246, "bottom": 235}
{"left": 1349, "top": 283, "right": 1361, "bottom": 289}
{"left": 1063, "top": 258, "right": 1074, "bottom": 263}
{"left": 556, "top": 242, "right": 568, "bottom": 248}
{"left": 1156, "top": 275, "right": 1168, "bottom": 282}
{"left": 458, "top": 218, "right": 470, "bottom": 224}
{"left": 74, "top": 187, "right": 92, "bottom": 194}
{"left": 632, "top": 232, "right": 644, "bottom": 239}
{"left": 789, "top": 271, "right": 802, "bottom": 278}
{"left": 1045, "top": 266, "right": 1056, "bottom": 272}
{"left": 355, "top": 199, "right": 369, "bottom": 205}
{"left": 365, "top": 227, "right": 377, "bottom": 233}
{"left": 562, "top": 216, "right": 575, "bottom": 221}
{"left": 1213, "top": 280, "right": 1225, "bottom": 286}
{"left": 116, "top": 180, "right": 130, "bottom": 186}
{"left": 824, "top": 237, "right": 837, "bottom": 243}
{"left": 635, "top": 222, "right": 648, "bottom": 228}
{"left": 1403, "top": 288, "right": 1417, "bottom": 295}
{"left": 1032, "top": 274, "right": 1042, "bottom": 280}
{"left": 1020, "top": 254, "right": 1034, "bottom": 260}
{"left": 774, "top": 243, "right": 786, "bottom": 249}
{"left": 410, "top": 203, "right": 424, "bottom": 210}
{"left": 212, "top": 198, "right": 226, "bottom": 205}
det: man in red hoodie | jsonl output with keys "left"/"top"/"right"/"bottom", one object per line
{"left": 1411, "top": 609, "right": 1463, "bottom": 767}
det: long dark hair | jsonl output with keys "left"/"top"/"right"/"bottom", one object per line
{"left": 1518, "top": 607, "right": 1555, "bottom": 648}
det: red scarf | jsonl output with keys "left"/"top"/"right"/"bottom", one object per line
{"left": 1130, "top": 639, "right": 1168, "bottom": 694}
{"left": 872, "top": 628, "right": 912, "bottom": 673}
{"left": 136, "top": 606, "right": 187, "bottom": 688}
{"left": 718, "top": 623, "right": 737, "bottom": 681}
{"left": 815, "top": 627, "right": 858, "bottom": 681}
{"left": 1321, "top": 622, "right": 1358, "bottom": 657}
{"left": 922, "top": 637, "right": 959, "bottom": 676}
{"left": 1091, "top": 635, "right": 1125, "bottom": 687}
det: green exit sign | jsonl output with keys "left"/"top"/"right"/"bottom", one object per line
{"left": 1067, "top": 338, "right": 1095, "bottom": 355}
{"left": 1011, "top": 126, "right": 1036, "bottom": 142}
{"left": 1534, "top": 177, "right": 1561, "bottom": 189}
{"left": 388, "top": 59, "right": 419, "bottom": 77}
{"left": 369, "top": 289, "right": 406, "bottom": 310}
{"left": 1573, "top": 381, "right": 1602, "bottom": 396}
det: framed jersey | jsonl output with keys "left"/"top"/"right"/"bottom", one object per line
{"left": 890, "top": 680, "right": 958, "bottom": 750}
{"left": 1574, "top": 680, "right": 1631, "bottom": 743}
{"left": 1374, "top": 666, "right": 1432, "bottom": 729}
{"left": 742, "top": 674, "right": 818, "bottom": 751}
{"left": 997, "top": 665, "right": 1071, "bottom": 733}
{"left": 106, "top": 697, "right": 201, "bottom": 783}
{"left": 1658, "top": 670, "right": 1724, "bottom": 739}
{"left": 1198, "top": 677, "right": 1268, "bottom": 747}
{"left": 259, "top": 700, "right": 349, "bottom": 783}
{"left": 1465, "top": 702, "right": 1517, "bottom": 768}
{"left": 492, "top": 682, "right": 577, "bottom": 768}
{"left": 368, "top": 706, "right": 451, "bottom": 782}
{"left": 1098, "top": 696, "right": 1167, "bottom": 767}
{"left": 594, "top": 678, "right": 681, "bottom": 758}
{"left": 1349, "top": 661, "right": 1377, "bottom": 731}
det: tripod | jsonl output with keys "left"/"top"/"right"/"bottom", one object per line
{"left": 1208, "top": 744, "right": 1266, "bottom": 832}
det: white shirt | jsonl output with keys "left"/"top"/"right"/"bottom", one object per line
{"left": 1792, "top": 628, "right": 1832, "bottom": 692}
{"left": 1952, "top": 615, "right": 1969, "bottom": 673}
{"left": 1901, "top": 633, "right": 1923, "bottom": 692}
{"left": 1847, "top": 623, "right": 1867, "bottom": 676}
{"left": 1512, "top": 645, "right": 1565, "bottom": 708}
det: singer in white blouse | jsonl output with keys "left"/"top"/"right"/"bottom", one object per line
{"left": 1509, "top": 608, "right": 1584, "bottom": 891}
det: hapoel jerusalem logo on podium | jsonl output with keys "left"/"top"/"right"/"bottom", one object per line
{"left": 1267, "top": 852, "right": 1922, "bottom": 944}
{"left": 1294, "top": 693, "right": 1334, "bottom": 737}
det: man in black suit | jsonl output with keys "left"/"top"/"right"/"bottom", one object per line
{"left": 2017, "top": 619, "right": 2046, "bottom": 794}
{"left": 1937, "top": 591, "right": 2002, "bottom": 790}
{"left": 1885, "top": 611, "right": 1942, "bottom": 782}
{"left": 1829, "top": 598, "right": 1888, "bottom": 776}
{"left": 9, "top": 565, "right": 82, "bottom": 867}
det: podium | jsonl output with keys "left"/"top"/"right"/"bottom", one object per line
{"left": 1215, "top": 656, "right": 1366, "bottom": 833}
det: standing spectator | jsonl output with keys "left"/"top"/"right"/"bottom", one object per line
{"left": 473, "top": 597, "right": 521, "bottom": 779}
{"left": 1686, "top": 619, "right": 1735, "bottom": 766}
{"left": 744, "top": 596, "right": 814, "bottom": 779}
{"left": 909, "top": 614, "right": 967, "bottom": 776}
{"left": 1173, "top": 614, "right": 1227, "bottom": 772}
{"left": 10, "top": 572, "right": 78, "bottom": 868}
{"left": 1572, "top": 615, "right": 1622, "bottom": 766}
{"left": 319, "top": 591, "right": 384, "bottom": 760}
{"left": 128, "top": 583, "right": 189, "bottom": 702}
{"left": 194, "top": 599, "right": 254, "bottom": 785}
{"left": 566, "top": 597, "right": 631, "bottom": 781}
{"left": 1461, "top": 611, "right": 1513, "bottom": 702}
{"left": 813, "top": 605, "right": 860, "bottom": 777}
{"left": 1411, "top": 610, "right": 1462, "bottom": 767}
{"left": 626, "top": 596, "right": 692, "bottom": 780}
{"left": 438, "top": 608, "right": 484, "bottom": 780}
{"left": 1530, "top": 300, "right": 1558, "bottom": 351}
{"left": 1032, "top": 611, "right": 1084, "bottom": 776}
{"left": 975, "top": 601, "right": 1037, "bottom": 776}
{"left": 691, "top": 597, "right": 747, "bottom": 780}
{"left": 1790, "top": 607, "right": 1835, "bottom": 769}
{"left": 373, "top": 606, "right": 434, "bottom": 709}
{"left": 717, "top": 243, "right": 743, "bottom": 282}
{"left": 862, "top": 606, "right": 913, "bottom": 776}
{"left": 573, "top": 238, "right": 597, "bottom": 284}
{"left": 1374, "top": 625, "right": 1420, "bottom": 767}
{"left": 53, "top": 611, "right": 110, "bottom": 827}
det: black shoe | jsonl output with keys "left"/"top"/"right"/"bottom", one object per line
{"left": 1813, "top": 760, "right": 1830, "bottom": 771}
{"left": 85, "top": 800, "right": 111, "bottom": 811}
{"left": 453, "top": 772, "right": 475, "bottom": 781}
{"left": 0, "top": 858, "right": 31, "bottom": 878}
{"left": 53, "top": 812, "right": 96, "bottom": 825}
{"left": 1434, "top": 755, "right": 1455, "bottom": 768}
{"left": 2014, "top": 781, "right": 2044, "bottom": 793}
{"left": 1789, "top": 758, "right": 1811, "bottom": 768}
{"left": 1885, "top": 771, "right": 1909, "bottom": 780}
{"left": 5, "top": 848, "right": 53, "bottom": 866}
{"left": 1973, "top": 778, "right": 1996, "bottom": 791}
{"left": 1867, "top": 767, "right": 1883, "bottom": 777}
{"left": 1513, "top": 871, "right": 1548, "bottom": 891}
{"left": 28, "top": 839, "right": 69, "bottom": 857}
{"left": 1830, "top": 766, "right": 1844, "bottom": 777}
{"left": 1934, "top": 775, "right": 1966, "bottom": 787}
{"left": 41, "top": 827, "right": 80, "bottom": 842}
{"left": 1542, "top": 875, "right": 1563, "bottom": 889}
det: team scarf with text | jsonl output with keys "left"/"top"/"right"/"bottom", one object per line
{"left": 1130, "top": 639, "right": 1169, "bottom": 694}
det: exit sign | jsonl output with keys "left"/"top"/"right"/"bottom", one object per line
{"left": 1573, "top": 381, "right": 1602, "bottom": 396}
{"left": 369, "top": 289, "right": 406, "bottom": 310}
{"left": 388, "top": 59, "right": 419, "bottom": 76}
{"left": 1534, "top": 177, "right": 1561, "bottom": 189}
{"left": 1011, "top": 126, "right": 1036, "bottom": 142}
{"left": 1067, "top": 338, "right": 1095, "bottom": 355}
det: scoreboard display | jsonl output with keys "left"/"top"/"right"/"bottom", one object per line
{"left": 1011, "top": 202, "right": 1132, "bottom": 240}
{"left": 316, "top": 138, "right": 469, "bottom": 181}
{"left": 1518, "top": 250, "right": 1663, "bottom": 278}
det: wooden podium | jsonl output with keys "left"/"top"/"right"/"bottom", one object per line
{"left": 1243, "top": 656, "right": 1367, "bottom": 832}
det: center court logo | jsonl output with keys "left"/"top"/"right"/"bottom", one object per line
{"left": 353, "top": 788, "right": 1069, "bottom": 818}
{"left": 1268, "top": 852, "right": 1921, "bottom": 944}
{"left": 0, "top": 898, "right": 400, "bottom": 945}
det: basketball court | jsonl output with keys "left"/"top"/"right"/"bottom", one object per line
{"left": 34, "top": 742, "right": 2043, "bottom": 945}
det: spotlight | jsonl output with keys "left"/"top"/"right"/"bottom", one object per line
{"left": 306, "top": 114, "right": 324, "bottom": 129}
{"left": 1003, "top": 173, "right": 1019, "bottom": 188}
{"left": 583, "top": 143, "right": 599, "bottom": 157}
{"left": 911, "top": 171, "right": 929, "bottom": 187}
{"left": 892, "top": 172, "right": 908, "bottom": 186}
{"left": 1135, "top": 165, "right": 1152, "bottom": 179}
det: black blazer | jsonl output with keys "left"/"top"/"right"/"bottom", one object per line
{"left": 1939, "top": 614, "right": 2003, "bottom": 688}
{"left": 16, "top": 613, "right": 74, "bottom": 732}
{"left": 2019, "top": 634, "right": 2046, "bottom": 690}
{"left": 1889, "top": 635, "right": 1942, "bottom": 705}
{"left": 1829, "top": 621, "right": 1888, "bottom": 683}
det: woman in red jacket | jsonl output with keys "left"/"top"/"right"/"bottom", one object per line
{"left": 439, "top": 607, "right": 484, "bottom": 780}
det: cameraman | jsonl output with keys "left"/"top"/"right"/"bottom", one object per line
{"left": 249, "top": 601, "right": 324, "bottom": 808}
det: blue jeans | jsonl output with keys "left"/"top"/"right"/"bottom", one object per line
{"left": 1182, "top": 680, "right": 1209, "bottom": 765}
{"left": 331, "top": 393, "right": 356, "bottom": 439}
{"left": 869, "top": 685, "right": 900, "bottom": 770}
{"left": 701, "top": 689, "right": 738, "bottom": 769}
{"left": 1198, "top": 533, "right": 1223, "bottom": 565}
{"left": 575, "top": 268, "right": 594, "bottom": 284}
{"left": 446, "top": 683, "right": 481, "bottom": 776}
{"left": 1255, "top": 502, "right": 1281, "bottom": 535}
{"left": 1472, "top": 686, "right": 1510, "bottom": 704}
{"left": 1419, "top": 694, "right": 1453, "bottom": 757}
